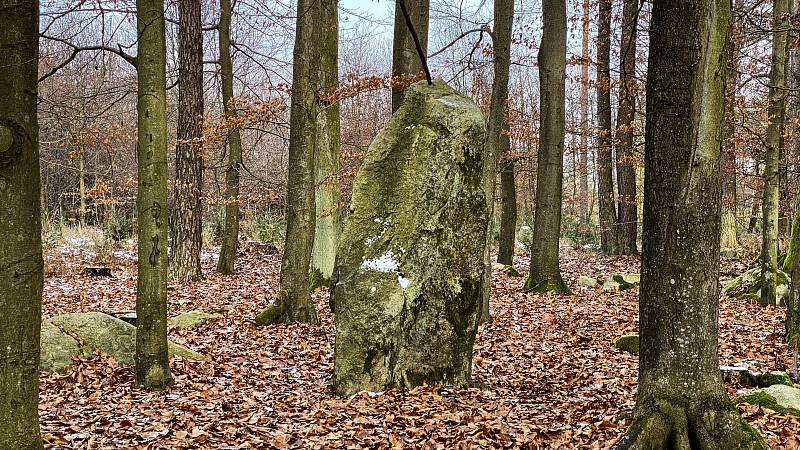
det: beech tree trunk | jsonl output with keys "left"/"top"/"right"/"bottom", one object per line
{"left": 170, "top": 0, "right": 204, "bottom": 282}
{"left": 262, "top": 0, "right": 330, "bottom": 325}
{"left": 615, "top": 0, "right": 639, "bottom": 255}
{"left": 479, "top": 0, "right": 514, "bottom": 322}
{"left": 578, "top": 0, "right": 590, "bottom": 225}
{"left": 613, "top": 0, "right": 767, "bottom": 447}
{"left": 760, "top": 0, "right": 789, "bottom": 306}
{"left": 596, "top": 0, "right": 618, "bottom": 255}
{"left": 0, "top": 2, "right": 44, "bottom": 448}
{"left": 497, "top": 159, "right": 517, "bottom": 265}
{"left": 135, "top": 0, "right": 172, "bottom": 390}
{"left": 523, "top": 0, "right": 570, "bottom": 294}
{"left": 310, "top": 0, "right": 341, "bottom": 283}
{"left": 216, "top": 0, "right": 243, "bottom": 275}
{"left": 721, "top": 0, "right": 742, "bottom": 251}
{"left": 391, "top": 0, "right": 430, "bottom": 112}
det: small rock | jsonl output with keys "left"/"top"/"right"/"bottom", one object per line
{"left": 761, "top": 371, "right": 793, "bottom": 387}
{"left": 736, "top": 384, "right": 800, "bottom": 416}
{"left": 614, "top": 335, "right": 639, "bottom": 354}
{"left": 578, "top": 276, "right": 599, "bottom": 288}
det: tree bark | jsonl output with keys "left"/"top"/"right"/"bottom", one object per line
{"left": 596, "top": 0, "right": 618, "bottom": 255}
{"left": 270, "top": 0, "right": 329, "bottom": 324}
{"left": 721, "top": 0, "right": 742, "bottom": 251}
{"left": 613, "top": 0, "right": 767, "bottom": 447}
{"left": 787, "top": 189, "right": 800, "bottom": 355}
{"left": 170, "top": 0, "right": 204, "bottom": 282}
{"left": 391, "top": 0, "right": 430, "bottom": 112}
{"left": 479, "top": 0, "right": 514, "bottom": 322}
{"left": 0, "top": 2, "right": 44, "bottom": 448}
{"left": 615, "top": 0, "right": 639, "bottom": 255}
{"left": 216, "top": 0, "right": 243, "bottom": 275}
{"left": 760, "top": 0, "right": 789, "bottom": 306}
{"left": 523, "top": 0, "right": 570, "bottom": 294}
{"left": 135, "top": 0, "right": 172, "bottom": 390}
{"left": 578, "top": 0, "right": 590, "bottom": 225}
{"left": 497, "top": 158, "right": 517, "bottom": 265}
{"left": 310, "top": 0, "right": 341, "bottom": 283}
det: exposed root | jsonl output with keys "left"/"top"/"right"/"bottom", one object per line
{"left": 612, "top": 396, "right": 768, "bottom": 450}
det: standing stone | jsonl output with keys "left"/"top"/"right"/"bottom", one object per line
{"left": 332, "top": 80, "right": 488, "bottom": 396}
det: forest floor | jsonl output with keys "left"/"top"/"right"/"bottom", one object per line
{"left": 39, "top": 239, "right": 800, "bottom": 449}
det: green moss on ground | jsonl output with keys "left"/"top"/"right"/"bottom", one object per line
{"left": 614, "top": 335, "right": 640, "bottom": 354}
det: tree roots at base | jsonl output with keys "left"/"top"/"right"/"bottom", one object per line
{"left": 612, "top": 397, "right": 767, "bottom": 450}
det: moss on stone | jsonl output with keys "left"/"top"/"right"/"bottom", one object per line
{"left": 612, "top": 273, "right": 640, "bottom": 291}
{"left": 735, "top": 390, "right": 800, "bottom": 416}
{"left": 614, "top": 335, "right": 640, "bottom": 354}
{"left": 760, "top": 371, "right": 792, "bottom": 387}
{"left": 255, "top": 303, "right": 284, "bottom": 326}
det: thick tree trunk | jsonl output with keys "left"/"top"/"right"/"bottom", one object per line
{"left": 524, "top": 0, "right": 570, "bottom": 294}
{"left": 720, "top": 0, "right": 742, "bottom": 251}
{"left": 615, "top": 0, "right": 639, "bottom": 255}
{"left": 784, "top": 0, "right": 800, "bottom": 273}
{"left": 391, "top": 0, "right": 430, "bottom": 112}
{"left": 480, "top": 0, "right": 514, "bottom": 322}
{"left": 135, "top": 0, "right": 172, "bottom": 390}
{"left": 613, "top": 0, "right": 767, "bottom": 447}
{"left": 787, "top": 189, "right": 800, "bottom": 356}
{"left": 170, "top": 0, "right": 204, "bottom": 282}
{"left": 578, "top": 0, "right": 590, "bottom": 225}
{"left": 760, "top": 0, "right": 789, "bottom": 306}
{"left": 0, "top": 2, "right": 44, "bottom": 448}
{"left": 267, "top": 0, "right": 329, "bottom": 325}
{"left": 596, "top": 0, "right": 618, "bottom": 255}
{"left": 216, "top": 0, "right": 243, "bottom": 275}
{"left": 310, "top": 0, "right": 341, "bottom": 283}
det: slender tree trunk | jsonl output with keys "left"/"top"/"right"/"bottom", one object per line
{"left": 0, "top": 2, "right": 43, "bottom": 448}
{"left": 523, "top": 0, "right": 570, "bottom": 294}
{"left": 310, "top": 0, "right": 341, "bottom": 284}
{"left": 265, "top": 0, "right": 330, "bottom": 325}
{"left": 615, "top": 0, "right": 639, "bottom": 255}
{"left": 79, "top": 152, "right": 86, "bottom": 228}
{"left": 497, "top": 157, "right": 517, "bottom": 265}
{"left": 721, "top": 0, "right": 742, "bottom": 251}
{"left": 613, "top": 0, "right": 767, "bottom": 447}
{"left": 135, "top": 0, "right": 172, "bottom": 390}
{"left": 170, "top": 0, "right": 204, "bottom": 282}
{"left": 391, "top": 0, "right": 430, "bottom": 112}
{"left": 760, "top": 0, "right": 789, "bottom": 307}
{"left": 479, "top": 0, "right": 514, "bottom": 322}
{"left": 749, "top": 163, "right": 762, "bottom": 233}
{"left": 578, "top": 0, "right": 590, "bottom": 225}
{"left": 597, "top": 0, "right": 618, "bottom": 255}
{"left": 216, "top": 0, "right": 243, "bottom": 275}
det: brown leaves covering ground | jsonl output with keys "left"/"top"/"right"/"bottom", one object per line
{"left": 39, "top": 244, "right": 800, "bottom": 449}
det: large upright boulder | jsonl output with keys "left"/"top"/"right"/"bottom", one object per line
{"left": 332, "top": 80, "right": 488, "bottom": 396}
